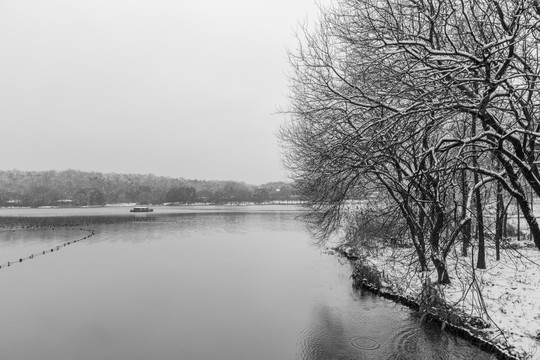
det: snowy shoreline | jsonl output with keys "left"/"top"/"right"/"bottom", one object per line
{"left": 330, "top": 242, "right": 540, "bottom": 360}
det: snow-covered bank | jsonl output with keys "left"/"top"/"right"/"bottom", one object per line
{"left": 331, "top": 241, "right": 540, "bottom": 360}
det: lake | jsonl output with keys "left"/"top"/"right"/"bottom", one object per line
{"left": 0, "top": 206, "right": 494, "bottom": 359}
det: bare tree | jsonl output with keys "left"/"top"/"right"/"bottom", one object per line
{"left": 284, "top": 0, "right": 540, "bottom": 250}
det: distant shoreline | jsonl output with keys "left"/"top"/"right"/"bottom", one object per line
{"left": 0, "top": 201, "right": 306, "bottom": 210}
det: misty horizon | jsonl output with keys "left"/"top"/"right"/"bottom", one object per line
{"left": 0, "top": 0, "right": 322, "bottom": 185}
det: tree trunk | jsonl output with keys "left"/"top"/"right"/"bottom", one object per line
{"left": 495, "top": 182, "right": 504, "bottom": 261}
{"left": 431, "top": 255, "right": 450, "bottom": 284}
{"left": 504, "top": 211, "right": 508, "bottom": 238}
{"left": 461, "top": 169, "right": 470, "bottom": 256}
{"left": 429, "top": 201, "right": 449, "bottom": 284}
{"left": 514, "top": 194, "right": 540, "bottom": 248}
{"left": 517, "top": 203, "right": 521, "bottom": 242}
{"left": 495, "top": 182, "right": 503, "bottom": 261}
{"left": 475, "top": 178, "right": 486, "bottom": 269}
{"left": 472, "top": 118, "right": 486, "bottom": 269}
{"left": 531, "top": 189, "right": 534, "bottom": 243}
{"left": 404, "top": 208, "right": 428, "bottom": 271}
{"left": 494, "top": 149, "right": 540, "bottom": 249}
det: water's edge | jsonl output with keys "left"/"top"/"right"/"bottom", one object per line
{"left": 334, "top": 247, "right": 520, "bottom": 360}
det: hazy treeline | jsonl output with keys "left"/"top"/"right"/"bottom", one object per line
{"left": 0, "top": 170, "right": 295, "bottom": 207}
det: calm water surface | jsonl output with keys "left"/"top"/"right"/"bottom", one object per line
{"left": 0, "top": 206, "right": 494, "bottom": 360}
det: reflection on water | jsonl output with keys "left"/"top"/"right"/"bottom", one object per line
{"left": 298, "top": 305, "right": 350, "bottom": 360}
{"left": 0, "top": 207, "right": 494, "bottom": 360}
{"left": 297, "top": 289, "right": 495, "bottom": 360}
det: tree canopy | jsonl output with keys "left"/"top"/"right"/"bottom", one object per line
{"left": 282, "top": 0, "right": 540, "bottom": 283}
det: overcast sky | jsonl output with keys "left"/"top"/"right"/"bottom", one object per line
{"left": 0, "top": 0, "right": 321, "bottom": 184}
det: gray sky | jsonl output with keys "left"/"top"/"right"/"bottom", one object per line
{"left": 0, "top": 0, "right": 320, "bottom": 184}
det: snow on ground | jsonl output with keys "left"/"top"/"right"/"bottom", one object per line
{"left": 471, "top": 244, "right": 540, "bottom": 359}
{"left": 345, "top": 240, "right": 540, "bottom": 359}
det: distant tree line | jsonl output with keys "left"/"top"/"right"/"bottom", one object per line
{"left": 0, "top": 170, "right": 296, "bottom": 207}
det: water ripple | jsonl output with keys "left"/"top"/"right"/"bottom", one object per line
{"left": 389, "top": 325, "right": 420, "bottom": 358}
{"left": 350, "top": 336, "right": 380, "bottom": 350}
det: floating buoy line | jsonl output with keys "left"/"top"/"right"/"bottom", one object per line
{"left": 0, "top": 228, "right": 95, "bottom": 270}
{"left": 0, "top": 215, "right": 154, "bottom": 271}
